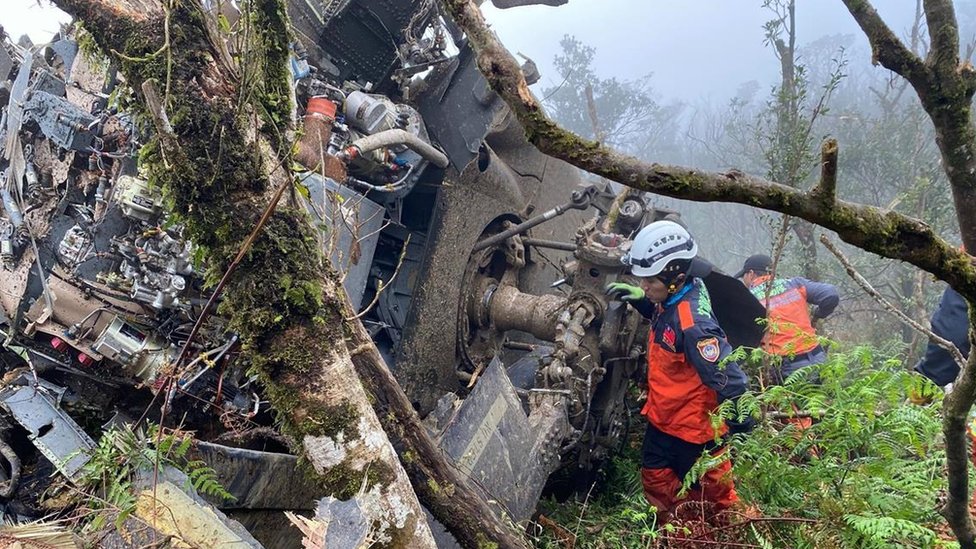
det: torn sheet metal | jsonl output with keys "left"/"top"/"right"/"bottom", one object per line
{"left": 192, "top": 442, "right": 319, "bottom": 510}
{"left": 435, "top": 357, "right": 569, "bottom": 522}
{"left": 133, "top": 467, "right": 264, "bottom": 549}
{"left": 300, "top": 173, "right": 384, "bottom": 310}
{"left": 0, "top": 381, "right": 94, "bottom": 478}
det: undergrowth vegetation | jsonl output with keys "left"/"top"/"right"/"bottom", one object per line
{"left": 531, "top": 346, "right": 959, "bottom": 548}
{"left": 74, "top": 424, "right": 232, "bottom": 531}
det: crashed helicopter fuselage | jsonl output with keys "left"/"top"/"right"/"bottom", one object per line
{"left": 0, "top": 1, "right": 765, "bottom": 545}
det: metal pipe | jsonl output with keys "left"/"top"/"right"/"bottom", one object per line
{"left": 521, "top": 238, "right": 576, "bottom": 252}
{"left": 0, "top": 188, "right": 23, "bottom": 228}
{"left": 488, "top": 284, "right": 565, "bottom": 341}
{"left": 346, "top": 129, "right": 449, "bottom": 168}
{"left": 473, "top": 187, "right": 594, "bottom": 252}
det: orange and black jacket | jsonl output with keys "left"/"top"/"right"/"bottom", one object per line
{"left": 748, "top": 275, "right": 839, "bottom": 356}
{"left": 632, "top": 279, "right": 748, "bottom": 444}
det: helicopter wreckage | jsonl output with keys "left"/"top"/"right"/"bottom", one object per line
{"left": 0, "top": 0, "right": 764, "bottom": 546}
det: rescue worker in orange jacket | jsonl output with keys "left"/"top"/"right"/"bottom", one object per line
{"left": 735, "top": 254, "right": 839, "bottom": 381}
{"left": 606, "top": 221, "right": 753, "bottom": 518}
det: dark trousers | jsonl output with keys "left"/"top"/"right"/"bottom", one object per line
{"left": 639, "top": 422, "right": 736, "bottom": 514}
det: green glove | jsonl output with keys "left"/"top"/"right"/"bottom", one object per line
{"left": 605, "top": 282, "right": 645, "bottom": 302}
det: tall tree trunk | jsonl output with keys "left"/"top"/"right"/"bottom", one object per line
{"left": 53, "top": 1, "right": 527, "bottom": 547}
{"left": 770, "top": 0, "right": 819, "bottom": 280}
{"left": 840, "top": 1, "right": 976, "bottom": 542}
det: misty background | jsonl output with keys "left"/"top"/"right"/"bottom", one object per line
{"left": 1, "top": 0, "right": 967, "bottom": 357}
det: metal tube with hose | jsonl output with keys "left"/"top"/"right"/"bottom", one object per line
{"left": 472, "top": 186, "right": 596, "bottom": 252}
{"left": 342, "top": 128, "right": 449, "bottom": 168}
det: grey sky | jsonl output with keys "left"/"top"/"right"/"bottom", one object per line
{"left": 0, "top": 0, "right": 936, "bottom": 104}
{"left": 0, "top": 0, "right": 71, "bottom": 43}
{"left": 483, "top": 1, "right": 921, "bottom": 104}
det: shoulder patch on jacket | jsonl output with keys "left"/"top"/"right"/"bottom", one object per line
{"left": 697, "top": 337, "right": 721, "bottom": 363}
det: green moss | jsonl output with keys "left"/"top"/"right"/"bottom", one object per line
{"left": 251, "top": 0, "right": 295, "bottom": 146}
{"left": 307, "top": 402, "right": 360, "bottom": 439}
{"left": 476, "top": 533, "right": 500, "bottom": 549}
{"left": 302, "top": 458, "right": 395, "bottom": 500}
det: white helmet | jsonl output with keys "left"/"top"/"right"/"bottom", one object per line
{"left": 622, "top": 220, "right": 698, "bottom": 278}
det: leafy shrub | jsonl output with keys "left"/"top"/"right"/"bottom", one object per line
{"left": 729, "top": 346, "right": 950, "bottom": 548}
{"left": 75, "top": 423, "right": 233, "bottom": 531}
{"left": 531, "top": 346, "right": 958, "bottom": 548}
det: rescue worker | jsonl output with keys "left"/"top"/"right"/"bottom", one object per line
{"left": 605, "top": 221, "right": 753, "bottom": 519}
{"left": 915, "top": 286, "right": 969, "bottom": 389}
{"left": 734, "top": 254, "right": 839, "bottom": 382}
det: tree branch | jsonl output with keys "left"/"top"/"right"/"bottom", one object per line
{"left": 840, "top": 0, "right": 929, "bottom": 88}
{"left": 140, "top": 79, "right": 181, "bottom": 168}
{"left": 821, "top": 235, "right": 967, "bottom": 372}
{"left": 810, "top": 138, "right": 838, "bottom": 203}
{"left": 944, "top": 318, "right": 976, "bottom": 548}
{"left": 439, "top": 0, "right": 976, "bottom": 300}
{"left": 923, "top": 0, "right": 960, "bottom": 73}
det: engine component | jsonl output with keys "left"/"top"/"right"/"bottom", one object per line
{"left": 472, "top": 185, "right": 596, "bottom": 252}
{"left": 344, "top": 91, "right": 400, "bottom": 134}
{"left": 115, "top": 175, "right": 163, "bottom": 222}
{"left": 22, "top": 90, "right": 97, "bottom": 151}
{"left": 57, "top": 224, "right": 92, "bottom": 267}
{"left": 344, "top": 128, "right": 448, "bottom": 169}
{"left": 91, "top": 316, "right": 174, "bottom": 381}
{"left": 333, "top": 89, "right": 442, "bottom": 194}
{"left": 0, "top": 220, "right": 13, "bottom": 265}
{"left": 0, "top": 186, "right": 24, "bottom": 228}
{"left": 102, "top": 225, "right": 194, "bottom": 310}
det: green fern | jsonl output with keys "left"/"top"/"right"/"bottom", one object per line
{"left": 75, "top": 423, "right": 235, "bottom": 531}
{"left": 844, "top": 514, "right": 937, "bottom": 548}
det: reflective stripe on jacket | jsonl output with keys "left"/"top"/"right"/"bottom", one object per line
{"left": 749, "top": 275, "right": 838, "bottom": 356}
{"left": 638, "top": 280, "right": 748, "bottom": 444}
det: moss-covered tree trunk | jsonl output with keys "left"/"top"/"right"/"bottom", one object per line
{"left": 53, "top": 1, "right": 531, "bottom": 546}
{"left": 50, "top": 1, "right": 436, "bottom": 545}
{"left": 841, "top": 1, "right": 976, "bottom": 544}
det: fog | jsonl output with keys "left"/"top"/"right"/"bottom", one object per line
{"left": 484, "top": 0, "right": 923, "bottom": 104}
{"left": 0, "top": 0, "right": 967, "bottom": 349}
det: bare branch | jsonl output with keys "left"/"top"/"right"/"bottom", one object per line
{"left": 944, "top": 339, "right": 976, "bottom": 546}
{"left": 840, "top": 0, "right": 929, "bottom": 88}
{"left": 583, "top": 82, "right": 604, "bottom": 142}
{"left": 811, "top": 138, "right": 838, "bottom": 202}
{"left": 140, "top": 79, "right": 181, "bottom": 167}
{"left": 821, "top": 235, "right": 967, "bottom": 373}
